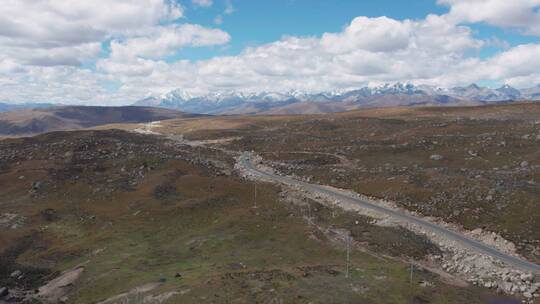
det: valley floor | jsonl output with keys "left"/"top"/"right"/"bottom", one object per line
{"left": 1, "top": 103, "right": 538, "bottom": 303}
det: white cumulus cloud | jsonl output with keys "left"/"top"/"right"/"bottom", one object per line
{"left": 0, "top": 1, "right": 539, "bottom": 106}
{"left": 0, "top": 0, "right": 185, "bottom": 68}
{"left": 439, "top": 0, "right": 540, "bottom": 35}
{"left": 107, "top": 24, "right": 230, "bottom": 61}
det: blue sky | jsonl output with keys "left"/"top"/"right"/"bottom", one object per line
{"left": 1, "top": 0, "right": 539, "bottom": 105}
{"left": 186, "top": 0, "right": 442, "bottom": 55}
{"left": 176, "top": 0, "right": 538, "bottom": 60}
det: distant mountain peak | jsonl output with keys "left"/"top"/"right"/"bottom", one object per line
{"left": 134, "top": 83, "right": 540, "bottom": 115}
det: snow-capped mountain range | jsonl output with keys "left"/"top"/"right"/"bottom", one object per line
{"left": 134, "top": 83, "right": 540, "bottom": 115}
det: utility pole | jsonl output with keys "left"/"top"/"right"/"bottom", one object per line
{"left": 307, "top": 203, "right": 312, "bottom": 224}
{"left": 207, "top": 178, "right": 213, "bottom": 203}
{"left": 409, "top": 262, "right": 414, "bottom": 285}
{"left": 346, "top": 235, "right": 350, "bottom": 279}
{"left": 253, "top": 183, "right": 258, "bottom": 209}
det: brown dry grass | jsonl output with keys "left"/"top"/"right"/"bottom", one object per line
{"left": 0, "top": 129, "right": 519, "bottom": 303}
{"left": 108, "top": 103, "right": 540, "bottom": 263}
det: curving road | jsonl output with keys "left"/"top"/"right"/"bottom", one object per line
{"left": 240, "top": 153, "right": 540, "bottom": 274}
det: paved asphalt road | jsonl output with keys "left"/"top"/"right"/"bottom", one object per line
{"left": 240, "top": 153, "right": 540, "bottom": 274}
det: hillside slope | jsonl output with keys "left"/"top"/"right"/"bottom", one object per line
{"left": 0, "top": 103, "right": 53, "bottom": 113}
{"left": 0, "top": 106, "right": 198, "bottom": 136}
{"left": 147, "top": 102, "right": 540, "bottom": 265}
{"left": 0, "top": 129, "right": 517, "bottom": 303}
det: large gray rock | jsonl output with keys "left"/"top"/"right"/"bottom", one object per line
{"left": 520, "top": 273, "right": 534, "bottom": 282}
{"left": 10, "top": 270, "right": 21, "bottom": 278}
{"left": 32, "top": 181, "right": 42, "bottom": 190}
{"left": 0, "top": 287, "right": 8, "bottom": 297}
{"left": 430, "top": 154, "right": 444, "bottom": 161}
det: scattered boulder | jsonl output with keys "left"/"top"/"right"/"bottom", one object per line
{"left": 10, "top": 270, "right": 22, "bottom": 278}
{"left": 0, "top": 287, "right": 8, "bottom": 297}
{"left": 32, "top": 181, "right": 42, "bottom": 190}
{"left": 0, "top": 213, "right": 26, "bottom": 229}
{"left": 520, "top": 273, "right": 534, "bottom": 282}
{"left": 467, "top": 150, "right": 479, "bottom": 157}
{"left": 430, "top": 154, "right": 444, "bottom": 161}
{"left": 419, "top": 281, "right": 433, "bottom": 287}
{"left": 520, "top": 161, "right": 529, "bottom": 168}
{"left": 36, "top": 266, "right": 84, "bottom": 303}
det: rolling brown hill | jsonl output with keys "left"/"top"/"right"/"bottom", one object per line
{"left": 146, "top": 102, "right": 540, "bottom": 265}
{"left": 0, "top": 103, "right": 534, "bottom": 303}
{"left": 0, "top": 106, "right": 200, "bottom": 136}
